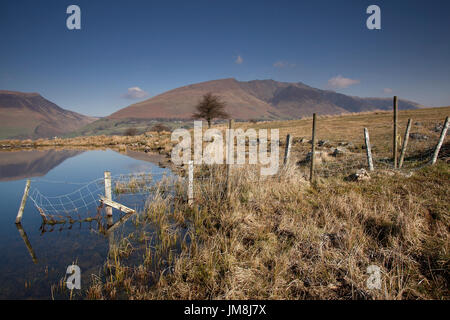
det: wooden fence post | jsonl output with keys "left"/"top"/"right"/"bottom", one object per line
{"left": 393, "top": 96, "right": 398, "bottom": 168}
{"left": 188, "top": 160, "right": 194, "bottom": 205}
{"left": 364, "top": 128, "right": 374, "bottom": 171}
{"left": 398, "top": 118, "right": 412, "bottom": 169}
{"left": 430, "top": 116, "right": 449, "bottom": 165}
{"left": 284, "top": 134, "right": 292, "bottom": 166}
{"left": 104, "top": 171, "right": 112, "bottom": 217}
{"left": 310, "top": 114, "right": 317, "bottom": 182}
{"left": 15, "top": 223, "right": 38, "bottom": 264}
{"left": 226, "top": 119, "right": 234, "bottom": 198}
{"left": 15, "top": 179, "right": 31, "bottom": 224}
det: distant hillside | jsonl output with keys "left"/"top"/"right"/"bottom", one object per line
{"left": 0, "top": 91, "right": 96, "bottom": 139}
{"left": 109, "top": 78, "right": 423, "bottom": 121}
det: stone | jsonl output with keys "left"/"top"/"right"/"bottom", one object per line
{"left": 409, "top": 133, "right": 429, "bottom": 140}
{"left": 434, "top": 124, "right": 444, "bottom": 132}
{"left": 346, "top": 168, "right": 371, "bottom": 181}
{"left": 318, "top": 140, "right": 330, "bottom": 147}
{"left": 293, "top": 137, "right": 307, "bottom": 144}
{"left": 332, "top": 147, "right": 347, "bottom": 157}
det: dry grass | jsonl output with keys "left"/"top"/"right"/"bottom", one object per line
{"left": 86, "top": 159, "right": 449, "bottom": 300}
{"left": 6, "top": 107, "right": 446, "bottom": 300}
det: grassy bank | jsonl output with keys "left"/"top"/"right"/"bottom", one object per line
{"left": 85, "top": 158, "right": 449, "bottom": 300}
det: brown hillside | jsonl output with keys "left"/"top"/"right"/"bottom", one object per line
{"left": 109, "top": 78, "right": 423, "bottom": 120}
{"left": 0, "top": 91, "right": 96, "bottom": 139}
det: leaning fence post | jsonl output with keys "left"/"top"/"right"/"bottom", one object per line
{"left": 15, "top": 179, "right": 31, "bottom": 224}
{"left": 430, "top": 116, "right": 449, "bottom": 165}
{"left": 104, "top": 171, "right": 112, "bottom": 217}
{"left": 226, "top": 119, "right": 234, "bottom": 198}
{"left": 15, "top": 223, "right": 38, "bottom": 264}
{"left": 310, "top": 114, "right": 317, "bottom": 182}
{"left": 188, "top": 160, "right": 194, "bottom": 205}
{"left": 364, "top": 128, "right": 374, "bottom": 171}
{"left": 398, "top": 118, "right": 412, "bottom": 169}
{"left": 393, "top": 96, "right": 399, "bottom": 168}
{"left": 284, "top": 134, "right": 292, "bottom": 166}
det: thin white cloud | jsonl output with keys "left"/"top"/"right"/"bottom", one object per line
{"left": 383, "top": 88, "right": 393, "bottom": 94}
{"left": 235, "top": 55, "right": 243, "bottom": 64}
{"left": 273, "top": 61, "right": 296, "bottom": 68}
{"left": 327, "top": 75, "right": 360, "bottom": 89}
{"left": 122, "top": 87, "right": 149, "bottom": 99}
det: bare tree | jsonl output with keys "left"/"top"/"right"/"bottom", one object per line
{"left": 192, "top": 92, "right": 229, "bottom": 128}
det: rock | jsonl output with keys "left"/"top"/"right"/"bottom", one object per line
{"left": 158, "top": 161, "right": 167, "bottom": 168}
{"left": 338, "top": 141, "right": 354, "bottom": 147}
{"left": 293, "top": 137, "right": 307, "bottom": 144}
{"left": 332, "top": 147, "right": 347, "bottom": 157}
{"left": 346, "top": 169, "right": 371, "bottom": 181}
{"left": 409, "top": 133, "right": 429, "bottom": 140}
{"left": 434, "top": 124, "right": 444, "bottom": 132}
{"left": 318, "top": 140, "right": 330, "bottom": 147}
{"left": 414, "top": 122, "right": 422, "bottom": 126}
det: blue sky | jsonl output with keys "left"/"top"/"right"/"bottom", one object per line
{"left": 1, "top": 0, "right": 449, "bottom": 116}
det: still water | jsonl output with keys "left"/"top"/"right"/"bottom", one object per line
{"left": 0, "top": 149, "right": 171, "bottom": 299}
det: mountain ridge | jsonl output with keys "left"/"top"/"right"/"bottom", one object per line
{"left": 109, "top": 78, "right": 423, "bottom": 121}
{"left": 0, "top": 90, "right": 96, "bottom": 139}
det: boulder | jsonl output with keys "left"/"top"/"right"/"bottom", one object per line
{"left": 409, "top": 133, "right": 429, "bottom": 141}
{"left": 346, "top": 169, "right": 371, "bottom": 181}
{"left": 332, "top": 147, "right": 347, "bottom": 157}
{"left": 318, "top": 140, "right": 331, "bottom": 147}
{"left": 434, "top": 124, "right": 444, "bottom": 132}
{"left": 293, "top": 137, "right": 307, "bottom": 144}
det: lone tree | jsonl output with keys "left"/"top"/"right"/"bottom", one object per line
{"left": 192, "top": 92, "right": 229, "bottom": 128}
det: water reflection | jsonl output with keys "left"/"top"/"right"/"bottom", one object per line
{"left": 0, "top": 149, "right": 171, "bottom": 299}
{"left": 0, "top": 150, "right": 83, "bottom": 182}
{"left": 15, "top": 223, "right": 38, "bottom": 264}
{"left": 15, "top": 210, "right": 137, "bottom": 267}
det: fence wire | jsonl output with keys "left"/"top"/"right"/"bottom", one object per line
{"left": 27, "top": 172, "right": 182, "bottom": 221}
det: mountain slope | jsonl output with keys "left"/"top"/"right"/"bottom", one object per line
{"left": 109, "top": 78, "right": 422, "bottom": 121}
{"left": 0, "top": 91, "right": 96, "bottom": 139}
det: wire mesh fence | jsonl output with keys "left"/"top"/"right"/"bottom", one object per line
{"left": 20, "top": 114, "right": 448, "bottom": 222}
{"left": 26, "top": 172, "right": 183, "bottom": 222}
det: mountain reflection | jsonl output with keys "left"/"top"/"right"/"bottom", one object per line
{"left": 0, "top": 150, "right": 84, "bottom": 181}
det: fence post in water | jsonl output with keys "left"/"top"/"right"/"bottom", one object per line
{"left": 15, "top": 223, "right": 38, "bottom": 264}
{"left": 15, "top": 179, "right": 31, "bottom": 224}
{"left": 188, "top": 160, "right": 194, "bottom": 205}
{"left": 104, "top": 171, "right": 113, "bottom": 217}
{"left": 430, "top": 116, "right": 449, "bottom": 165}
{"left": 284, "top": 134, "right": 292, "bottom": 166}
{"left": 310, "top": 114, "right": 317, "bottom": 182}
{"left": 393, "top": 96, "right": 399, "bottom": 168}
{"left": 398, "top": 118, "right": 412, "bottom": 169}
{"left": 364, "top": 128, "right": 374, "bottom": 171}
{"left": 226, "top": 119, "right": 234, "bottom": 198}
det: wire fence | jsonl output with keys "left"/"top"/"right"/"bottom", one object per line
{"left": 27, "top": 172, "right": 182, "bottom": 222}
{"left": 19, "top": 115, "right": 448, "bottom": 222}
